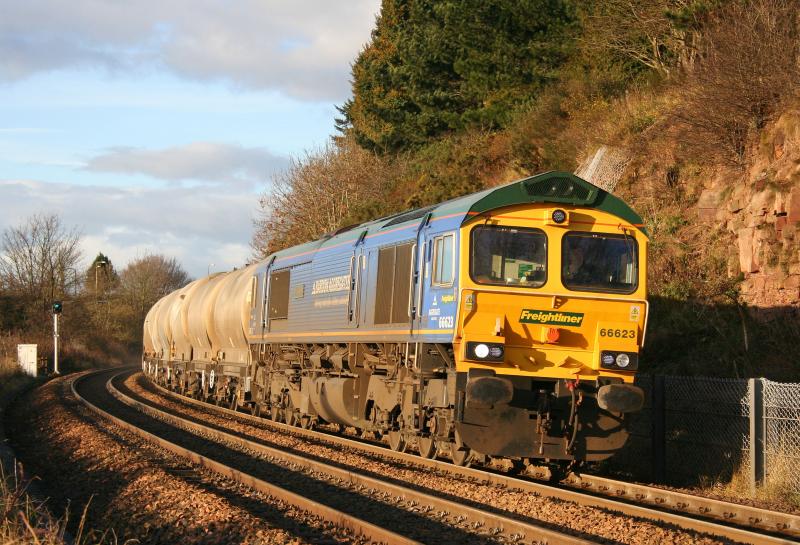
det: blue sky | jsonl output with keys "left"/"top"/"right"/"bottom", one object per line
{"left": 0, "top": 0, "right": 380, "bottom": 277}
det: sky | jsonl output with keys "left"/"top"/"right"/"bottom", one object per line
{"left": 0, "top": 0, "right": 381, "bottom": 278}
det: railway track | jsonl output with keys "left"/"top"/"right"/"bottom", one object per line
{"left": 74, "top": 368, "right": 606, "bottom": 545}
{"left": 137, "top": 369, "right": 800, "bottom": 545}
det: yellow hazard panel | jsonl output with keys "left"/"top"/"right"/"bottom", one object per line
{"left": 595, "top": 322, "right": 639, "bottom": 352}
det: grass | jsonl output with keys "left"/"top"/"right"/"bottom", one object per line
{"left": 0, "top": 360, "right": 69, "bottom": 545}
{"left": 0, "top": 364, "right": 125, "bottom": 545}
{"left": 1, "top": 464, "right": 73, "bottom": 545}
{"left": 705, "top": 458, "right": 800, "bottom": 510}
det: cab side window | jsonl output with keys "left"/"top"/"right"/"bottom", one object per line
{"left": 432, "top": 233, "right": 455, "bottom": 286}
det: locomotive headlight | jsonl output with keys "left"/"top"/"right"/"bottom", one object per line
{"left": 489, "top": 345, "right": 504, "bottom": 358}
{"left": 467, "top": 341, "right": 505, "bottom": 362}
{"left": 474, "top": 343, "right": 490, "bottom": 359}
{"left": 600, "top": 351, "right": 638, "bottom": 370}
{"left": 551, "top": 209, "right": 567, "bottom": 224}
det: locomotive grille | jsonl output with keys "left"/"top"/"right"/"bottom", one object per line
{"left": 382, "top": 206, "right": 435, "bottom": 228}
{"left": 524, "top": 176, "right": 596, "bottom": 204}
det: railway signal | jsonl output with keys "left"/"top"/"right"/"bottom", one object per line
{"left": 52, "top": 300, "right": 62, "bottom": 374}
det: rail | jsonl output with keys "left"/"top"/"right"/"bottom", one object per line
{"left": 71, "top": 369, "right": 422, "bottom": 545}
{"left": 109, "top": 371, "right": 595, "bottom": 545}
{"left": 145, "top": 372, "right": 800, "bottom": 545}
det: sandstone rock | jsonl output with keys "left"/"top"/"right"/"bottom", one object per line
{"left": 737, "top": 227, "right": 759, "bottom": 273}
{"left": 774, "top": 192, "right": 786, "bottom": 214}
{"left": 750, "top": 189, "right": 774, "bottom": 216}
{"left": 776, "top": 216, "right": 788, "bottom": 237}
{"left": 752, "top": 274, "right": 767, "bottom": 295}
{"left": 727, "top": 187, "right": 746, "bottom": 213}
{"left": 728, "top": 200, "right": 744, "bottom": 213}
{"left": 768, "top": 271, "right": 786, "bottom": 289}
{"left": 699, "top": 208, "right": 716, "bottom": 222}
{"left": 697, "top": 187, "right": 725, "bottom": 222}
{"left": 785, "top": 275, "right": 800, "bottom": 290}
{"left": 788, "top": 187, "right": 800, "bottom": 223}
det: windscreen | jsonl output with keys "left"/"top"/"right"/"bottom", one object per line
{"left": 562, "top": 232, "right": 638, "bottom": 293}
{"left": 470, "top": 225, "right": 546, "bottom": 287}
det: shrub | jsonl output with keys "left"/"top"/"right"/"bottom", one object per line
{"left": 676, "top": 0, "right": 800, "bottom": 164}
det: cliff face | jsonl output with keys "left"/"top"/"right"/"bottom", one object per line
{"left": 697, "top": 111, "right": 800, "bottom": 310}
{"left": 576, "top": 109, "right": 800, "bottom": 379}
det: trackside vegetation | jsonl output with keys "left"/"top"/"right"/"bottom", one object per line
{"left": 253, "top": 0, "right": 800, "bottom": 380}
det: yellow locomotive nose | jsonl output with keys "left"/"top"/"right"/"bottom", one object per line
{"left": 544, "top": 327, "right": 560, "bottom": 343}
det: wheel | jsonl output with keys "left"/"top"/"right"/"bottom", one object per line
{"left": 450, "top": 431, "right": 473, "bottom": 467}
{"left": 450, "top": 443, "right": 473, "bottom": 467}
{"left": 299, "top": 415, "right": 313, "bottom": 429}
{"left": 283, "top": 399, "right": 299, "bottom": 426}
{"left": 417, "top": 435, "right": 436, "bottom": 459}
{"left": 270, "top": 406, "right": 281, "bottom": 422}
{"left": 508, "top": 459, "right": 527, "bottom": 475}
{"left": 548, "top": 461, "right": 571, "bottom": 482}
{"left": 388, "top": 430, "right": 407, "bottom": 453}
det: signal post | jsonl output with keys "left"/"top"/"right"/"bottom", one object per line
{"left": 52, "top": 301, "right": 62, "bottom": 374}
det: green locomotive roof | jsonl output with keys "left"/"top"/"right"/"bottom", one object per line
{"left": 432, "top": 171, "right": 646, "bottom": 234}
{"left": 470, "top": 171, "right": 644, "bottom": 232}
{"left": 270, "top": 171, "right": 646, "bottom": 265}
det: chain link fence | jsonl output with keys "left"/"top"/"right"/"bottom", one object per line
{"left": 607, "top": 375, "right": 800, "bottom": 494}
{"left": 663, "top": 376, "right": 750, "bottom": 485}
{"left": 763, "top": 380, "right": 800, "bottom": 493}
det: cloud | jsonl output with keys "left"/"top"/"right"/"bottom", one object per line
{"left": 0, "top": 178, "right": 259, "bottom": 277}
{"left": 85, "top": 142, "right": 289, "bottom": 186}
{"left": 0, "top": 1, "right": 379, "bottom": 101}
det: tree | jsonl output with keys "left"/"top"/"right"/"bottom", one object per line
{"left": 114, "top": 254, "right": 190, "bottom": 345}
{"left": 82, "top": 252, "right": 120, "bottom": 335}
{"left": 338, "top": 0, "right": 578, "bottom": 153}
{"left": 252, "top": 136, "right": 395, "bottom": 257}
{"left": 575, "top": 0, "right": 726, "bottom": 81}
{"left": 675, "top": 0, "right": 800, "bottom": 163}
{"left": 85, "top": 252, "right": 119, "bottom": 299}
{"left": 0, "top": 213, "right": 82, "bottom": 328}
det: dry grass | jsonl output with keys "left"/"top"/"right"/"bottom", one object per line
{"left": 0, "top": 357, "right": 34, "bottom": 412}
{"left": 703, "top": 458, "right": 800, "bottom": 510}
{"left": 1, "top": 464, "right": 72, "bottom": 545}
{"left": 0, "top": 373, "right": 122, "bottom": 545}
{"left": 1, "top": 464, "right": 127, "bottom": 545}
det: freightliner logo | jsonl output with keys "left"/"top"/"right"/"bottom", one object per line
{"left": 519, "top": 309, "right": 584, "bottom": 327}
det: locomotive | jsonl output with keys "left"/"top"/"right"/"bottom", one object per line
{"left": 143, "top": 171, "right": 647, "bottom": 469}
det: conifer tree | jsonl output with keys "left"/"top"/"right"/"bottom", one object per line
{"left": 339, "top": 0, "right": 578, "bottom": 153}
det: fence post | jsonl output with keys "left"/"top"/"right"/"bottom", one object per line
{"left": 652, "top": 374, "right": 666, "bottom": 483}
{"left": 748, "top": 378, "right": 765, "bottom": 494}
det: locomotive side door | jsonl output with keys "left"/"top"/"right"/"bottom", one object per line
{"left": 347, "top": 231, "right": 367, "bottom": 327}
{"left": 422, "top": 230, "right": 457, "bottom": 333}
{"left": 249, "top": 269, "right": 268, "bottom": 337}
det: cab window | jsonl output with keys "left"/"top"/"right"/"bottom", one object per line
{"left": 561, "top": 232, "right": 638, "bottom": 293}
{"left": 470, "top": 225, "right": 546, "bottom": 287}
{"left": 432, "top": 233, "right": 455, "bottom": 286}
